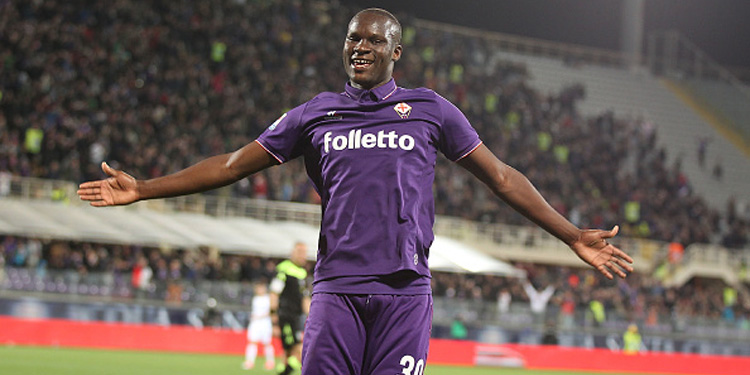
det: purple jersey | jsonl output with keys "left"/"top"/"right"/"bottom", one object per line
{"left": 256, "top": 79, "right": 481, "bottom": 294}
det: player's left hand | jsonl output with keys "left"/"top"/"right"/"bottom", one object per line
{"left": 570, "top": 225, "right": 633, "bottom": 279}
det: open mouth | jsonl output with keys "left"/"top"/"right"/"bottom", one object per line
{"left": 351, "top": 58, "right": 373, "bottom": 70}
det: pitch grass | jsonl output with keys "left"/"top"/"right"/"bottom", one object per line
{"left": 0, "top": 345, "right": 675, "bottom": 375}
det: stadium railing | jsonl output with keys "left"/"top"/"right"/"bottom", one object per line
{"left": 2, "top": 175, "right": 747, "bottom": 285}
{"left": 2, "top": 266, "right": 749, "bottom": 355}
{"left": 414, "top": 19, "right": 628, "bottom": 68}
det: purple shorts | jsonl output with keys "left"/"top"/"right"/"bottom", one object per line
{"left": 301, "top": 293, "right": 433, "bottom": 375}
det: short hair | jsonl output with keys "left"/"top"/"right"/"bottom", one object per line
{"left": 352, "top": 8, "right": 402, "bottom": 44}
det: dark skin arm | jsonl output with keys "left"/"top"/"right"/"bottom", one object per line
{"left": 457, "top": 144, "right": 634, "bottom": 279}
{"left": 77, "top": 141, "right": 278, "bottom": 206}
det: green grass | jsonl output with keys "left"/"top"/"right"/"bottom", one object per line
{"left": 0, "top": 345, "right": 673, "bottom": 375}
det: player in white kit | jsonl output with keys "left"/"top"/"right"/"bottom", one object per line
{"left": 243, "top": 282, "right": 276, "bottom": 370}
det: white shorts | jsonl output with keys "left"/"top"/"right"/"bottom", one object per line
{"left": 247, "top": 317, "right": 273, "bottom": 344}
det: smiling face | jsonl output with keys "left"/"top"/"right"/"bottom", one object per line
{"left": 342, "top": 10, "right": 402, "bottom": 90}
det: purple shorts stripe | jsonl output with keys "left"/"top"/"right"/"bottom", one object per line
{"left": 301, "top": 293, "right": 432, "bottom": 375}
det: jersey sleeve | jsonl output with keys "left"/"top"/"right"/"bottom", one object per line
{"left": 269, "top": 276, "right": 285, "bottom": 294}
{"left": 255, "top": 103, "right": 308, "bottom": 163}
{"left": 435, "top": 94, "right": 482, "bottom": 162}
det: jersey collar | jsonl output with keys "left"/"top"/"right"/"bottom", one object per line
{"left": 344, "top": 79, "right": 398, "bottom": 102}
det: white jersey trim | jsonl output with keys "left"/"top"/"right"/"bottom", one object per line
{"left": 455, "top": 141, "right": 483, "bottom": 162}
{"left": 255, "top": 139, "right": 284, "bottom": 164}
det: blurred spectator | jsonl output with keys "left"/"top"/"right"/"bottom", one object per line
{"left": 497, "top": 288, "right": 511, "bottom": 316}
{"left": 541, "top": 321, "right": 559, "bottom": 346}
{"left": 522, "top": 280, "right": 555, "bottom": 325}
{"left": 589, "top": 293, "right": 607, "bottom": 327}
{"left": 131, "top": 254, "right": 153, "bottom": 299}
{"left": 450, "top": 314, "right": 469, "bottom": 340}
{"left": 668, "top": 241, "right": 684, "bottom": 264}
{"left": 622, "top": 323, "right": 643, "bottom": 354}
{"left": 696, "top": 136, "right": 712, "bottom": 168}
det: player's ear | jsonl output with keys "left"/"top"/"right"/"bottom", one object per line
{"left": 392, "top": 44, "right": 402, "bottom": 62}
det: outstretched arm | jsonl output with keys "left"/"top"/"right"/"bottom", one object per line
{"left": 458, "top": 144, "right": 633, "bottom": 279}
{"left": 77, "top": 141, "right": 278, "bottom": 207}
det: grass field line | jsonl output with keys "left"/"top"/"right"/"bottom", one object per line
{"left": 0, "top": 345, "right": 681, "bottom": 375}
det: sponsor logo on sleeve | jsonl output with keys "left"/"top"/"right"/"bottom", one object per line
{"left": 324, "top": 110, "right": 343, "bottom": 120}
{"left": 268, "top": 113, "right": 288, "bottom": 131}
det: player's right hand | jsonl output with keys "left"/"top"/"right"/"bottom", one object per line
{"left": 570, "top": 225, "right": 633, "bottom": 280}
{"left": 77, "top": 162, "right": 139, "bottom": 207}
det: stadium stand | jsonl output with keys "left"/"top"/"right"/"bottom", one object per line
{"left": 490, "top": 50, "right": 750, "bottom": 211}
{"left": 2, "top": 0, "right": 747, "bottom": 248}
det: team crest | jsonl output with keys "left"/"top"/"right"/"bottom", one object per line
{"left": 393, "top": 102, "right": 412, "bottom": 119}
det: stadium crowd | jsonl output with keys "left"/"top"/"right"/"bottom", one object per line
{"left": 2, "top": 234, "right": 749, "bottom": 332}
{"left": 1, "top": 0, "right": 748, "bottom": 250}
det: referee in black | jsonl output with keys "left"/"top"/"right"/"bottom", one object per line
{"left": 270, "top": 242, "right": 310, "bottom": 375}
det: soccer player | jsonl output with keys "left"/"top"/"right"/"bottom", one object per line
{"left": 270, "top": 242, "right": 310, "bottom": 375}
{"left": 243, "top": 282, "right": 276, "bottom": 371}
{"left": 78, "top": 8, "right": 634, "bottom": 375}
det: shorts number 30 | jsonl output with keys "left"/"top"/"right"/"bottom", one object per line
{"left": 400, "top": 355, "right": 424, "bottom": 375}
